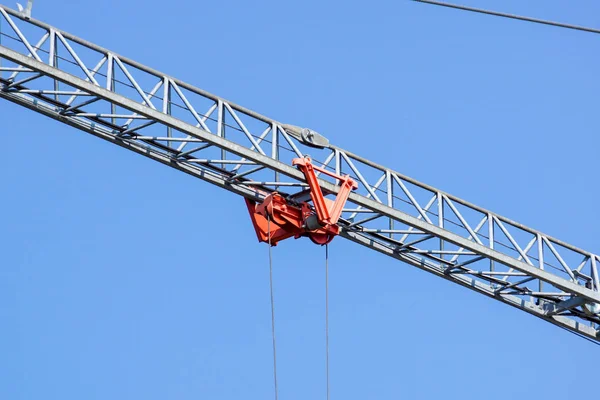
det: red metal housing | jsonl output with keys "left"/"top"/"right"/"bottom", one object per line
{"left": 245, "top": 157, "right": 358, "bottom": 246}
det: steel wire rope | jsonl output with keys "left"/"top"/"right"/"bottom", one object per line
{"left": 267, "top": 215, "right": 279, "bottom": 400}
{"left": 325, "top": 244, "right": 330, "bottom": 400}
{"left": 0, "top": 17, "right": 3, "bottom": 71}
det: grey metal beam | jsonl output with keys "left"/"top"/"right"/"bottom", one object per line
{"left": 2, "top": 45, "right": 597, "bottom": 305}
{"left": 340, "top": 230, "right": 599, "bottom": 342}
{"left": 0, "top": 5, "right": 598, "bottom": 342}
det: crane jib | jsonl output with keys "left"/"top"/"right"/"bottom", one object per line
{"left": 0, "top": 4, "right": 598, "bottom": 342}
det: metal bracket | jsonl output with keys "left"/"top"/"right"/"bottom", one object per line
{"left": 282, "top": 124, "right": 330, "bottom": 149}
{"left": 16, "top": 0, "right": 32, "bottom": 19}
{"left": 246, "top": 156, "right": 357, "bottom": 246}
{"left": 542, "top": 296, "right": 600, "bottom": 316}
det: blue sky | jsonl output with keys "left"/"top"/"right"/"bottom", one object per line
{"left": 1, "top": 0, "right": 600, "bottom": 399}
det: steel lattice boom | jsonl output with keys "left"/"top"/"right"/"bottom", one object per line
{"left": 0, "top": 5, "right": 598, "bottom": 342}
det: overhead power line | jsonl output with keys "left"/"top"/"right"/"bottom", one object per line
{"left": 413, "top": 0, "right": 600, "bottom": 35}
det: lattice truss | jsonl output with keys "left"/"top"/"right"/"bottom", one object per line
{"left": 0, "top": 5, "right": 598, "bottom": 341}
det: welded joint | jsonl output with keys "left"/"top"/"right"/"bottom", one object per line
{"left": 543, "top": 296, "right": 586, "bottom": 316}
{"left": 544, "top": 295, "right": 600, "bottom": 317}
{"left": 443, "top": 255, "right": 486, "bottom": 275}
{"left": 493, "top": 276, "right": 536, "bottom": 296}
{"left": 16, "top": 0, "right": 32, "bottom": 19}
{"left": 443, "top": 264, "right": 460, "bottom": 275}
{"left": 282, "top": 124, "right": 329, "bottom": 149}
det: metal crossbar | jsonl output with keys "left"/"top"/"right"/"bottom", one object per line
{"left": 0, "top": 4, "right": 598, "bottom": 342}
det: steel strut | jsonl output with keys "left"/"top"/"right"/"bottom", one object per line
{"left": 245, "top": 157, "right": 358, "bottom": 246}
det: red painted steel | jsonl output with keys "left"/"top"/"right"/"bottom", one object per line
{"left": 246, "top": 157, "right": 358, "bottom": 246}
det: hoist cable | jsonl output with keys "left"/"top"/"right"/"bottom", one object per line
{"left": 413, "top": 0, "right": 600, "bottom": 35}
{"left": 325, "top": 244, "right": 330, "bottom": 400}
{"left": 267, "top": 216, "right": 279, "bottom": 400}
